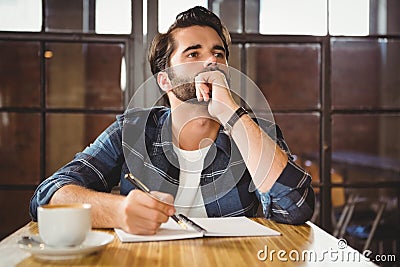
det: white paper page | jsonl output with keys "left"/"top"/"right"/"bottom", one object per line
{"left": 115, "top": 217, "right": 280, "bottom": 242}
{"left": 115, "top": 218, "right": 203, "bottom": 242}
{"left": 194, "top": 217, "right": 281, "bottom": 237}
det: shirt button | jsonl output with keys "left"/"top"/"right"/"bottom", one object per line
{"left": 261, "top": 194, "right": 270, "bottom": 205}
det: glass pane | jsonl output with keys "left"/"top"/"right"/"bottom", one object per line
{"left": 368, "top": 0, "right": 400, "bottom": 36}
{"left": 0, "top": 190, "right": 34, "bottom": 240}
{"left": 95, "top": 0, "right": 131, "bottom": 34}
{"left": 246, "top": 44, "right": 321, "bottom": 110}
{"left": 245, "top": 0, "right": 259, "bottom": 33}
{"left": 274, "top": 113, "right": 320, "bottom": 181}
{"left": 332, "top": 114, "right": 400, "bottom": 184}
{"left": 275, "top": 113, "right": 320, "bottom": 225}
{"left": 158, "top": 0, "right": 207, "bottom": 33}
{"left": 46, "top": 0, "right": 131, "bottom": 34}
{"left": 253, "top": 0, "right": 327, "bottom": 35}
{"left": 45, "top": 43, "right": 125, "bottom": 109}
{"left": 311, "top": 186, "right": 348, "bottom": 226}
{"left": 45, "top": 0, "right": 87, "bottom": 33}
{"left": 211, "top": 0, "right": 242, "bottom": 33}
{"left": 0, "top": 41, "right": 41, "bottom": 108}
{"left": 331, "top": 39, "right": 400, "bottom": 109}
{"left": 329, "top": 0, "right": 369, "bottom": 36}
{"left": 330, "top": 0, "right": 400, "bottom": 36}
{"left": 0, "top": 0, "right": 42, "bottom": 32}
{"left": 229, "top": 44, "right": 241, "bottom": 73}
{"left": 0, "top": 113, "right": 40, "bottom": 185}
{"left": 46, "top": 113, "right": 117, "bottom": 176}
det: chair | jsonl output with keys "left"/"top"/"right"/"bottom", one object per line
{"left": 333, "top": 194, "right": 387, "bottom": 252}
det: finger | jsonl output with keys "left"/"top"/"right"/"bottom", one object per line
{"left": 128, "top": 190, "right": 174, "bottom": 218}
{"left": 197, "top": 87, "right": 204, "bottom": 102}
{"left": 123, "top": 193, "right": 169, "bottom": 234}
{"left": 195, "top": 81, "right": 204, "bottom": 101}
{"left": 133, "top": 199, "right": 171, "bottom": 223}
{"left": 195, "top": 82, "right": 211, "bottom": 102}
{"left": 147, "top": 209, "right": 169, "bottom": 225}
{"left": 143, "top": 191, "right": 176, "bottom": 216}
{"left": 132, "top": 225, "right": 158, "bottom": 235}
{"left": 201, "top": 83, "right": 211, "bottom": 101}
{"left": 196, "top": 71, "right": 228, "bottom": 95}
{"left": 151, "top": 191, "right": 174, "bottom": 205}
{"left": 125, "top": 217, "right": 161, "bottom": 235}
{"left": 198, "top": 84, "right": 208, "bottom": 101}
{"left": 196, "top": 70, "right": 226, "bottom": 87}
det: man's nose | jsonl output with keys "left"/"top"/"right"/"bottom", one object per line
{"left": 203, "top": 55, "right": 218, "bottom": 68}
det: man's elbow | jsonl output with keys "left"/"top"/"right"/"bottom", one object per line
{"left": 273, "top": 188, "right": 315, "bottom": 225}
{"left": 289, "top": 202, "right": 315, "bottom": 225}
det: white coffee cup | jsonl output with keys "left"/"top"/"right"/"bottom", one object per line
{"left": 38, "top": 203, "right": 92, "bottom": 247}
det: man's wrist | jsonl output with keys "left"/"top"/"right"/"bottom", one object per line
{"left": 223, "top": 106, "right": 248, "bottom": 136}
{"left": 217, "top": 103, "right": 241, "bottom": 126}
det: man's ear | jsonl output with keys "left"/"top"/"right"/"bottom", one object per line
{"left": 157, "top": 71, "right": 172, "bottom": 93}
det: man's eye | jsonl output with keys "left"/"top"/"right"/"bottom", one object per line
{"left": 188, "top": 52, "right": 198, "bottom": 58}
{"left": 214, "top": 53, "right": 225, "bottom": 58}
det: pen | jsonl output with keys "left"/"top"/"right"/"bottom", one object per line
{"left": 124, "top": 173, "right": 187, "bottom": 230}
{"left": 178, "top": 213, "right": 207, "bottom": 234}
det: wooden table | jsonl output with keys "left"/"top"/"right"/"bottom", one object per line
{"left": 0, "top": 219, "right": 377, "bottom": 267}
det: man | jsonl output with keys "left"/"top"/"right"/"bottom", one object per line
{"left": 30, "top": 6, "right": 314, "bottom": 235}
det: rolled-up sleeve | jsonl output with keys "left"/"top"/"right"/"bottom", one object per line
{"left": 257, "top": 160, "right": 315, "bottom": 225}
{"left": 256, "top": 121, "right": 315, "bottom": 225}
{"left": 29, "top": 118, "right": 124, "bottom": 221}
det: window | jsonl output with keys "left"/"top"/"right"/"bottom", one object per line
{"left": 95, "top": 0, "right": 132, "bottom": 34}
{"left": 257, "top": 0, "right": 327, "bottom": 35}
{"left": 0, "top": 0, "right": 42, "bottom": 32}
{"left": 158, "top": 0, "right": 207, "bottom": 33}
{"left": 329, "top": 0, "right": 369, "bottom": 36}
{"left": 44, "top": 0, "right": 131, "bottom": 33}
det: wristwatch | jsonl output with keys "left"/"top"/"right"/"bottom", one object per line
{"left": 223, "top": 107, "right": 248, "bottom": 136}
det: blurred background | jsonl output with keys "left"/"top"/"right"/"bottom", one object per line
{"left": 0, "top": 0, "right": 399, "bottom": 263}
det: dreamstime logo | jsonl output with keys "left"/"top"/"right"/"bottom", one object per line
{"left": 257, "top": 238, "right": 396, "bottom": 263}
{"left": 337, "top": 238, "right": 348, "bottom": 249}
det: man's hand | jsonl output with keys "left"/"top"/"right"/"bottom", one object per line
{"left": 118, "top": 190, "right": 175, "bottom": 235}
{"left": 194, "top": 70, "right": 239, "bottom": 125}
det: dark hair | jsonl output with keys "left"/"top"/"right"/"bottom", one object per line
{"left": 148, "top": 6, "right": 231, "bottom": 76}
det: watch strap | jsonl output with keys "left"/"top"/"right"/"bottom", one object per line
{"left": 223, "top": 107, "right": 248, "bottom": 136}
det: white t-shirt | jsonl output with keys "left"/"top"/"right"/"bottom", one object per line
{"left": 173, "top": 144, "right": 210, "bottom": 218}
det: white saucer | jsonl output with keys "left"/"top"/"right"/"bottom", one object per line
{"left": 18, "top": 231, "right": 114, "bottom": 260}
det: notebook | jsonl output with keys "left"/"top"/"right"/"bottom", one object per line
{"left": 115, "top": 217, "right": 281, "bottom": 242}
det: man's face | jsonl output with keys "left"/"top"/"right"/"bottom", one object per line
{"left": 167, "top": 25, "right": 228, "bottom": 103}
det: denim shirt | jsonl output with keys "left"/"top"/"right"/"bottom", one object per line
{"left": 30, "top": 107, "right": 314, "bottom": 224}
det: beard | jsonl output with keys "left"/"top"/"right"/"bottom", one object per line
{"left": 168, "top": 70, "right": 197, "bottom": 103}
{"left": 167, "top": 65, "right": 229, "bottom": 104}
